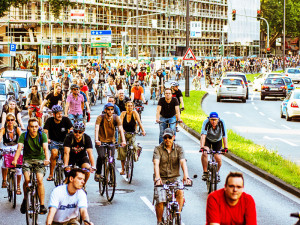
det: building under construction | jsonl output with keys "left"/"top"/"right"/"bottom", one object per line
{"left": 0, "top": 0, "right": 260, "bottom": 67}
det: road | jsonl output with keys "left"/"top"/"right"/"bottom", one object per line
{"left": 0, "top": 80, "right": 299, "bottom": 225}
{"left": 202, "top": 82, "right": 300, "bottom": 165}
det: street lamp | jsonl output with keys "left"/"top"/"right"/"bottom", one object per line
{"left": 283, "top": 0, "right": 286, "bottom": 70}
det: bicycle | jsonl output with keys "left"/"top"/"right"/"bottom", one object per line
{"left": 97, "top": 82, "right": 104, "bottom": 104}
{"left": 123, "top": 132, "right": 142, "bottom": 184}
{"left": 200, "top": 148, "right": 227, "bottom": 194}
{"left": 22, "top": 162, "right": 48, "bottom": 225}
{"left": 88, "top": 91, "right": 96, "bottom": 106}
{"left": 69, "top": 113, "right": 84, "bottom": 125}
{"left": 155, "top": 180, "right": 192, "bottom": 225}
{"left": 28, "top": 106, "right": 40, "bottom": 119}
{"left": 291, "top": 212, "right": 300, "bottom": 225}
{"left": 151, "top": 86, "right": 159, "bottom": 105}
{"left": 133, "top": 100, "right": 145, "bottom": 135}
{"left": 51, "top": 142, "right": 65, "bottom": 186}
{"left": 0, "top": 146, "right": 22, "bottom": 209}
{"left": 97, "top": 143, "right": 120, "bottom": 202}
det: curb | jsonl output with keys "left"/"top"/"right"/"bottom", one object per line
{"left": 180, "top": 92, "right": 300, "bottom": 197}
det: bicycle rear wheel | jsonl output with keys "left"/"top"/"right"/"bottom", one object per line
{"left": 53, "top": 167, "right": 59, "bottom": 187}
{"left": 206, "top": 168, "right": 213, "bottom": 194}
{"left": 99, "top": 163, "right": 106, "bottom": 196}
{"left": 127, "top": 150, "right": 134, "bottom": 184}
{"left": 26, "top": 190, "right": 34, "bottom": 225}
{"left": 105, "top": 163, "right": 116, "bottom": 202}
{"left": 34, "top": 190, "right": 39, "bottom": 225}
{"left": 7, "top": 174, "right": 12, "bottom": 202}
{"left": 12, "top": 174, "right": 17, "bottom": 208}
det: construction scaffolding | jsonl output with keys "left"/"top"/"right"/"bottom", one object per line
{"left": 0, "top": 0, "right": 257, "bottom": 67}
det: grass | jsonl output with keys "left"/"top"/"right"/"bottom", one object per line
{"left": 181, "top": 90, "right": 300, "bottom": 189}
{"left": 246, "top": 70, "right": 284, "bottom": 83}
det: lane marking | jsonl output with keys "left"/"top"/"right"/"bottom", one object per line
{"left": 281, "top": 125, "right": 292, "bottom": 130}
{"left": 117, "top": 168, "right": 128, "bottom": 182}
{"left": 259, "top": 112, "right": 265, "bottom": 116}
{"left": 268, "top": 118, "right": 276, "bottom": 122}
{"left": 254, "top": 106, "right": 258, "bottom": 110}
{"left": 251, "top": 102, "right": 255, "bottom": 105}
{"left": 224, "top": 112, "right": 242, "bottom": 118}
{"left": 263, "top": 136, "right": 298, "bottom": 147}
{"left": 140, "top": 196, "right": 186, "bottom": 225}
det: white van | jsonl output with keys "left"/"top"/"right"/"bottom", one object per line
{"left": 1, "top": 70, "right": 34, "bottom": 106}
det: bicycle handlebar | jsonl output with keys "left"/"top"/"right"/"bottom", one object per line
{"left": 200, "top": 148, "right": 228, "bottom": 154}
{"left": 96, "top": 143, "right": 121, "bottom": 148}
{"left": 156, "top": 121, "right": 182, "bottom": 125}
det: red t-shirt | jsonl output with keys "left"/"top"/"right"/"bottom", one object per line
{"left": 138, "top": 72, "right": 146, "bottom": 81}
{"left": 81, "top": 85, "right": 88, "bottom": 92}
{"left": 206, "top": 188, "right": 257, "bottom": 225}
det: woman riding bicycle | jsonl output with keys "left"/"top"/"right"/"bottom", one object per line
{"left": 1, "top": 100, "right": 25, "bottom": 130}
{"left": 0, "top": 113, "right": 22, "bottom": 194}
{"left": 118, "top": 101, "right": 145, "bottom": 175}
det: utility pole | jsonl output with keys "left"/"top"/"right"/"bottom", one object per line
{"left": 283, "top": 0, "right": 286, "bottom": 70}
{"left": 50, "top": 24, "right": 53, "bottom": 73}
{"left": 185, "top": 0, "right": 190, "bottom": 97}
{"left": 136, "top": 2, "right": 139, "bottom": 69}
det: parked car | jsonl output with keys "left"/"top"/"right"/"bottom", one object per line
{"left": 1, "top": 70, "right": 34, "bottom": 106}
{"left": 280, "top": 89, "right": 300, "bottom": 121}
{"left": 261, "top": 77, "right": 287, "bottom": 100}
{"left": 217, "top": 77, "right": 247, "bottom": 103}
{"left": 281, "top": 77, "right": 295, "bottom": 94}
{"left": 9, "top": 80, "right": 24, "bottom": 108}
{"left": 222, "top": 72, "right": 249, "bottom": 99}
{"left": 0, "top": 79, "right": 16, "bottom": 120}
{"left": 284, "top": 68, "right": 300, "bottom": 83}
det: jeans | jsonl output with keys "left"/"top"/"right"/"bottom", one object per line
{"left": 68, "top": 114, "right": 83, "bottom": 125}
{"left": 159, "top": 116, "right": 176, "bottom": 144}
{"left": 139, "top": 80, "right": 145, "bottom": 94}
{"left": 95, "top": 143, "right": 115, "bottom": 175}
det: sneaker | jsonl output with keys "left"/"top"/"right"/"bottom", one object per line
{"left": 202, "top": 172, "right": 208, "bottom": 181}
{"left": 176, "top": 127, "right": 180, "bottom": 132}
{"left": 39, "top": 205, "right": 47, "bottom": 214}
{"left": 157, "top": 222, "right": 164, "bottom": 225}
{"left": 20, "top": 199, "right": 27, "bottom": 214}
{"left": 94, "top": 173, "right": 101, "bottom": 182}
{"left": 217, "top": 174, "right": 221, "bottom": 183}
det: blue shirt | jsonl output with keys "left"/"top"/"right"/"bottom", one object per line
{"left": 176, "top": 65, "right": 181, "bottom": 71}
{"left": 201, "top": 118, "right": 227, "bottom": 142}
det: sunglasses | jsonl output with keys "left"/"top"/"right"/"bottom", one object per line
{"left": 163, "top": 136, "right": 173, "bottom": 140}
{"left": 7, "top": 119, "right": 15, "bottom": 122}
{"left": 106, "top": 108, "right": 114, "bottom": 111}
{"left": 74, "top": 130, "right": 84, "bottom": 134}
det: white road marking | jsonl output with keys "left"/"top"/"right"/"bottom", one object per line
{"left": 259, "top": 112, "right": 265, "bottom": 116}
{"left": 117, "top": 168, "right": 128, "bottom": 182}
{"left": 251, "top": 102, "right": 255, "bottom": 105}
{"left": 281, "top": 125, "right": 292, "bottom": 130}
{"left": 254, "top": 106, "right": 258, "bottom": 110}
{"left": 224, "top": 112, "right": 242, "bottom": 118}
{"left": 263, "top": 136, "right": 298, "bottom": 147}
{"left": 140, "top": 196, "right": 185, "bottom": 225}
{"left": 268, "top": 118, "right": 276, "bottom": 122}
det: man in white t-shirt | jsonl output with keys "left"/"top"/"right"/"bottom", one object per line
{"left": 46, "top": 169, "right": 94, "bottom": 225}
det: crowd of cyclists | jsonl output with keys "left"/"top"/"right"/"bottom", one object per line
{"left": 2, "top": 54, "right": 298, "bottom": 224}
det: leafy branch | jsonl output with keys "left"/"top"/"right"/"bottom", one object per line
{"left": 49, "top": 0, "right": 75, "bottom": 19}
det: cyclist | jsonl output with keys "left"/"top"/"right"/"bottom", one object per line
{"left": 12, "top": 117, "right": 50, "bottom": 215}
{"left": 118, "top": 101, "right": 146, "bottom": 175}
{"left": 175, "top": 62, "right": 182, "bottom": 80}
{"left": 131, "top": 80, "right": 146, "bottom": 103}
{"left": 103, "top": 96, "right": 121, "bottom": 116}
{"left": 41, "top": 84, "right": 63, "bottom": 113}
{"left": 44, "top": 105, "right": 73, "bottom": 182}
{"left": 35, "top": 73, "right": 49, "bottom": 99}
{"left": 64, "top": 121, "right": 95, "bottom": 184}
{"left": 115, "top": 89, "right": 130, "bottom": 112}
{"left": 206, "top": 172, "right": 257, "bottom": 225}
{"left": 25, "top": 85, "right": 43, "bottom": 126}
{"left": 149, "top": 73, "right": 159, "bottom": 100}
{"left": 170, "top": 82, "right": 184, "bottom": 132}
{"left": 156, "top": 69, "right": 165, "bottom": 95}
{"left": 94, "top": 103, "right": 126, "bottom": 181}
{"left": 137, "top": 68, "right": 147, "bottom": 93}
{"left": 1, "top": 100, "right": 25, "bottom": 130}
{"left": 0, "top": 113, "right": 22, "bottom": 194}
{"left": 85, "top": 73, "right": 95, "bottom": 104}
{"left": 200, "top": 112, "right": 228, "bottom": 182}
{"left": 61, "top": 71, "right": 72, "bottom": 91}
{"left": 153, "top": 128, "right": 191, "bottom": 225}
{"left": 65, "top": 84, "right": 84, "bottom": 124}
{"left": 46, "top": 168, "right": 94, "bottom": 225}
{"left": 156, "top": 88, "right": 182, "bottom": 143}
{"left": 104, "top": 78, "right": 117, "bottom": 98}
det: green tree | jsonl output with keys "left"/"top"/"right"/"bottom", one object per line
{"left": 0, "top": 0, "right": 29, "bottom": 18}
{"left": 48, "top": 0, "right": 75, "bottom": 19}
{"left": 261, "top": 0, "right": 300, "bottom": 45}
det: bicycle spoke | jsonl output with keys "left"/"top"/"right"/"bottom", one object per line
{"left": 106, "top": 163, "right": 116, "bottom": 202}
{"left": 26, "top": 191, "right": 34, "bottom": 225}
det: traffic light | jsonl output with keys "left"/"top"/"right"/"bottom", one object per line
{"left": 257, "top": 10, "right": 261, "bottom": 21}
{"left": 267, "top": 47, "right": 271, "bottom": 52}
{"left": 124, "top": 45, "right": 129, "bottom": 55}
{"left": 218, "top": 45, "right": 224, "bottom": 56}
{"left": 232, "top": 9, "right": 236, "bottom": 21}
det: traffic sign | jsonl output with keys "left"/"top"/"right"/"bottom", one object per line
{"left": 183, "top": 48, "right": 196, "bottom": 61}
{"left": 10, "top": 43, "right": 16, "bottom": 56}
{"left": 91, "top": 30, "right": 112, "bottom": 35}
{"left": 91, "top": 43, "right": 111, "bottom": 48}
{"left": 91, "top": 30, "right": 112, "bottom": 48}
{"left": 184, "top": 61, "right": 194, "bottom": 67}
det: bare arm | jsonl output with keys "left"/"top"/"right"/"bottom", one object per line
{"left": 175, "top": 105, "right": 181, "bottom": 121}
{"left": 64, "top": 102, "right": 70, "bottom": 117}
{"left": 200, "top": 134, "right": 207, "bottom": 149}
{"left": 46, "top": 207, "right": 57, "bottom": 225}
{"left": 64, "top": 147, "right": 70, "bottom": 167}
{"left": 40, "top": 99, "right": 47, "bottom": 111}
{"left": 43, "top": 142, "right": 50, "bottom": 163}
{"left": 17, "top": 113, "right": 25, "bottom": 130}
{"left": 134, "top": 111, "right": 145, "bottom": 135}
{"left": 130, "top": 92, "right": 134, "bottom": 101}
{"left": 222, "top": 137, "right": 228, "bottom": 149}
{"left": 153, "top": 159, "right": 162, "bottom": 185}
{"left": 179, "top": 96, "right": 184, "bottom": 108}
{"left": 1, "top": 112, "right": 6, "bottom": 128}
{"left": 95, "top": 124, "right": 100, "bottom": 143}
{"left": 0, "top": 128, "right": 4, "bottom": 143}
{"left": 80, "top": 208, "right": 94, "bottom": 225}
{"left": 156, "top": 105, "right": 161, "bottom": 123}
{"left": 86, "top": 148, "right": 95, "bottom": 168}
{"left": 118, "top": 125, "right": 126, "bottom": 144}
{"left": 180, "top": 158, "right": 190, "bottom": 183}
{"left": 12, "top": 143, "right": 24, "bottom": 165}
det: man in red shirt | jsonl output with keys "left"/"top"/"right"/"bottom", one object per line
{"left": 130, "top": 80, "right": 146, "bottom": 103}
{"left": 206, "top": 172, "right": 257, "bottom": 225}
{"left": 137, "top": 68, "right": 147, "bottom": 93}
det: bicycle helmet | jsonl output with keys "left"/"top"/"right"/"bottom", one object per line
{"left": 73, "top": 121, "right": 85, "bottom": 132}
{"left": 70, "top": 84, "right": 79, "bottom": 90}
{"left": 51, "top": 105, "right": 63, "bottom": 113}
{"left": 171, "top": 82, "right": 179, "bottom": 87}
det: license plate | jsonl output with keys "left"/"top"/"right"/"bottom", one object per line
{"left": 270, "top": 88, "right": 278, "bottom": 91}
{"left": 227, "top": 88, "right": 237, "bottom": 91}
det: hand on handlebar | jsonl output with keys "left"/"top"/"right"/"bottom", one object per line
{"left": 121, "top": 142, "right": 126, "bottom": 147}
{"left": 95, "top": 141, "right": 101, "bottom": 146}
{"left": 223, "top": 148, "right": 228, "bottom": 153}
{"left": 11, "top": 160, "right": 17, "bottom": 167}
{"left": 183, "top": 176, "right": 192, "bottom": 186}
{"left": 155, "top": 178, "right": 163, "bottom": 186}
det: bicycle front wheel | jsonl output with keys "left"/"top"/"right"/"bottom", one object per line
{"left": 99, "top": 163, "right": 106, "bottom": 196}
{"left": 12, "top": 174, "right": 17, "bottom": 208}
{"left": 105, "top": 163, "right": 116, "bottom": 202}
{"left": 7, "top": 174, "right": 12, "bottom": 202}
{"left": 54, "top": 167, "right": 59, "bottom": 187}
{"left": 127, "top": 150, "right": 134, "bottom": 184}
{"left": 34, "top": 189, "right": 39, "bottom": 225}
{"left": 212, "top": 165, "right": 218, "bottom": 192}
{"left": 206, "top": 170, "right": 213, "bottom": 194}
{"left": 26, "top": 190, "right": 34, "bottom": 225}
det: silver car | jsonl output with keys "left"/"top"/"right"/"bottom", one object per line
{"left": 284, "top": 68, "right": 300, "bottom": 83}
{"left": 217, "top": 77, "right": 247, "bottom": 103}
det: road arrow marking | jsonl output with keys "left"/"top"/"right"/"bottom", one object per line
{"left": 263, "top": 136, "right": 298, "bottom": 147}
{"left": 259, "top": 112, "right": 265, "bottom": 116}
{"left": 224, "top": 112, "right": 242, "bottom": 118}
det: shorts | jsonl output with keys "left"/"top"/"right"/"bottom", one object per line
{"left": 22, "top": 159, "right": 46, "bottom": 176}
{"left": 52, "top": 218, "right": 80, "bottom": 225}
{"left": 69, "top": 155, "right": 90, "bottom": 168}
{"left": 29, "top": 104, "right": 42, "bottom": 118}
{"left": 117, "top": 133, "right": 137, "bottom": 161}
{"left": 49, "top": 141, "right": 64, "bottom": 151}
{"left": 204, "top": 139, "right": 222, "bottom": 152}
{"left": 153, "top": 177, "right": 180, "bottom": 204}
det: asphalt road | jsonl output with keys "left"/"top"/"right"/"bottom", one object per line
{"left": 0, "top": 80, "right": 299, "bottom": 225}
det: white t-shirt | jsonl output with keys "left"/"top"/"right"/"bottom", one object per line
{"left": 49, "top": 184, "right": 87, "bottom": 223}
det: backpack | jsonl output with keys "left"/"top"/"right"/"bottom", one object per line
{"left": 99, "top": 114, "right": 118, "bottom": 128}
{"left": 24, "top": 127, "right": 43, "bottom": 147}
{"left": 30, "top": 93, "right": 40, "bottom": 102}
{"left": 205, "top": 119, "right": 225, "bottom": 136}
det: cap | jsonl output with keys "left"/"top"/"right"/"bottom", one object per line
{"left": 163, "top": 128, "right": 175, "bottom": 137}
{"left": 104, "top": 103, "right": 114, "bottom": 109}
{"left": 208, "top": 112, "right": 219, "bottom": 119}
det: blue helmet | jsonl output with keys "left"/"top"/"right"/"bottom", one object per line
{"left": 51, "top": 105, "right": 63, "bottom": 113}
{"left": 73, "top": 121, "right": 85, "bottom": 132}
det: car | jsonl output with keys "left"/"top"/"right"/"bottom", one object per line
{"left": 284, "top": 68, "right": 300, "bottom": 83}
{"left": 0, "top": 79, "right": 16, "bottom": 120}
{"left": 261, "top": 77, "right": 287, "bottom": 100}
{"left": 217, "top": 77, "right": 247, "bottom": 103}
{"left": 222, "top": 72, "right": 249, "bottom": 99}
{"left": 1, "top": 70, "right": 34, "bottom": 106}
{"left": 281, "top": 77, "right": 295, "bottom": 94}
{"left": 9, "top": 80, "right": 24, "bottom": 108}
{"left": 253, "top": 72, "right": 283, "bottom": 91}
{"left": 280, "top": 89, "right": 300, "bottom": 121}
